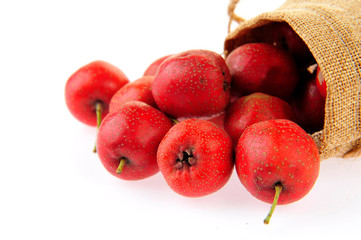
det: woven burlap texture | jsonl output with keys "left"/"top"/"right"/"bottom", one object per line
{"left": 224, "top": 0, "right": 361, "bottom": 159}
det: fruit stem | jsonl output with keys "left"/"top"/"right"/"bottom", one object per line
{"left": 264, "top": 183, "right": 283, "bottom": 224}
{"left": 171, "top": 118, "right": 179, "bottom": 125}
{"left": 93, "top": 101, "right": 103, "bottom": 153}
{"left": 116, "top": 158, "right": 127, "bottom": 174}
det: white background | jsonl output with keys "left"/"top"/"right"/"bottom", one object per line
{"left": 1, "top": 0, "right": 361, "bottom": 239}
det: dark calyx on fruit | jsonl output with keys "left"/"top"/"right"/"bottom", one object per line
{"left": 175, "top": 149, "right": 196, "bottom": 169}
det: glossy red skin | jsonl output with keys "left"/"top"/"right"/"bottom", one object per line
{"left": 224, "top": 92, "right": 295, "bottom": 146}
{"left": 96, "top": 101, "right": 173, "bottom": 180}
{"left": 236, "top": 119, "right": 320, "bottom": 205}
{"left": 109, "top": 76, "right": 157, "bottom": 113}
{"left": 152, "top": 49, "right": 231, "bottom": 119}
{"left": 143, "top": 55, "right": 171, "bottom": 76}
{"left": 157, "top": 119, "right": 234, "bottom": 197}
{"left": 291, "top": 75, "right": 325, "bottom": 133}
{"left": 65, "top": 60, "right": 129, "bottom": 126}
{"left": 315, "top": 66, "right": 327, "bottom": 99}
{"left": 225, "top": 43, "right": 299, "bottom": 101}
{"left": 186, "top": 50, "right": 231, "bottom": 82}
{"left": 261, "top": 22, "right": 313, "bottom": 66}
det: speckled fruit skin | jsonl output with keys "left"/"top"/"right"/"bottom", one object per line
{"left": 152, "top": 49, "right": 231, "bottom": 119}
{"left": 143, "top": 55, "right": 171, "bottom": 76}
{"left": 96, "top": 101, "right": 173, "bottom": 180}
{"left": 225, "top": 43, "right": 299, "bottom": 101}
{"left": 109, "top": 76, "right": 157, "bottom": 113}
{"left": 65, "top": 60, "right": 129, "bottom": 126}
{"left": 224, "top": 92, "right": 294, "bottom": 146}
{"left": 236, "top": 119, "right": 320, "bottom": 205}
{"left": 157, "top": 119, "right": 234, "bottom": 197}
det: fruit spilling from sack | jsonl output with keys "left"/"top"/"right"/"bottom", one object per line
{"left": 65, "top": 22, "right": 326, "bottom": 224}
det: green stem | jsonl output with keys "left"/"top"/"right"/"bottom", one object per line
{"left": 171, "top": 118, "right": 179, "bottom": 125}
{"left": 116, "top": 158, "right": 127, "bottom": 174}
{"left": 93, "top": 102, "right": 103, "bottom": 153}
{"left": 264, "top": 183, "right": 283, "bottom": 224}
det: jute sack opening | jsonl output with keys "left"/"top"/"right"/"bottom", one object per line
{"left": 224, "top": 0, "right": 361, "bottom": 159}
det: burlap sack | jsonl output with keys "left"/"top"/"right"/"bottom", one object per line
{"left": 224, "top": 0, "right": 361, "bottom": 159}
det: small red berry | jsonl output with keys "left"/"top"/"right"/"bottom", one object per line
{"left": 157, "top": 119, "right": 234, "bottom": 197}
{"left": 236, "top": 119, "right": 320, "bottom": 224}
{"left": 143, "top": 55, "right": 171, "bottom": 76}
{"left": 96, "top": 101, "right": 173, "bottom": 180}
{"left": 224, "top": 92, "right": 294, "bottom": 146}
{"left": 65, "top": 60, "right": 129, "bottom": 126}
{"left": 109, "top": 75, "right": 157, "bottom": 113}
{"left": 226, "top": 43, "right": 299, "bottom": 101}
{"left": 152, "top": 49, "right": 231, "bottom": 119}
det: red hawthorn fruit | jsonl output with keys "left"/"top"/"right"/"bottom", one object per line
{"left": 143, "top": 55, "right": 171, "bottom": 76}
{"left": 224, "top": 92, "right": 294, "bottom": 146}
{"left": 109, "top": 75, "right": 157, "bottom": 113}
{"left": 235, "top": 119, "right": 320, "bottom": 224}
{"left": 65, "top": 60, "right": 129, "bottom": 126}
{"left": 96, "top": 101, "right": 173, "bottom": 180}
{"left": 225, "top": 43, "right": 299, "bottom": 101}
{"left": 291, "top": 73, "right": 325, "bottom": 133}
{"left": 157, "top": 119, "right": 234, "bottom": 197}
{"left": 152, "top": 49, "right": 231, "bottom": 119}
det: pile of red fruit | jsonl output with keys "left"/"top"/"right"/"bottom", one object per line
{"left": 65, "top": 22, "right": 325, "bottom": 224}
